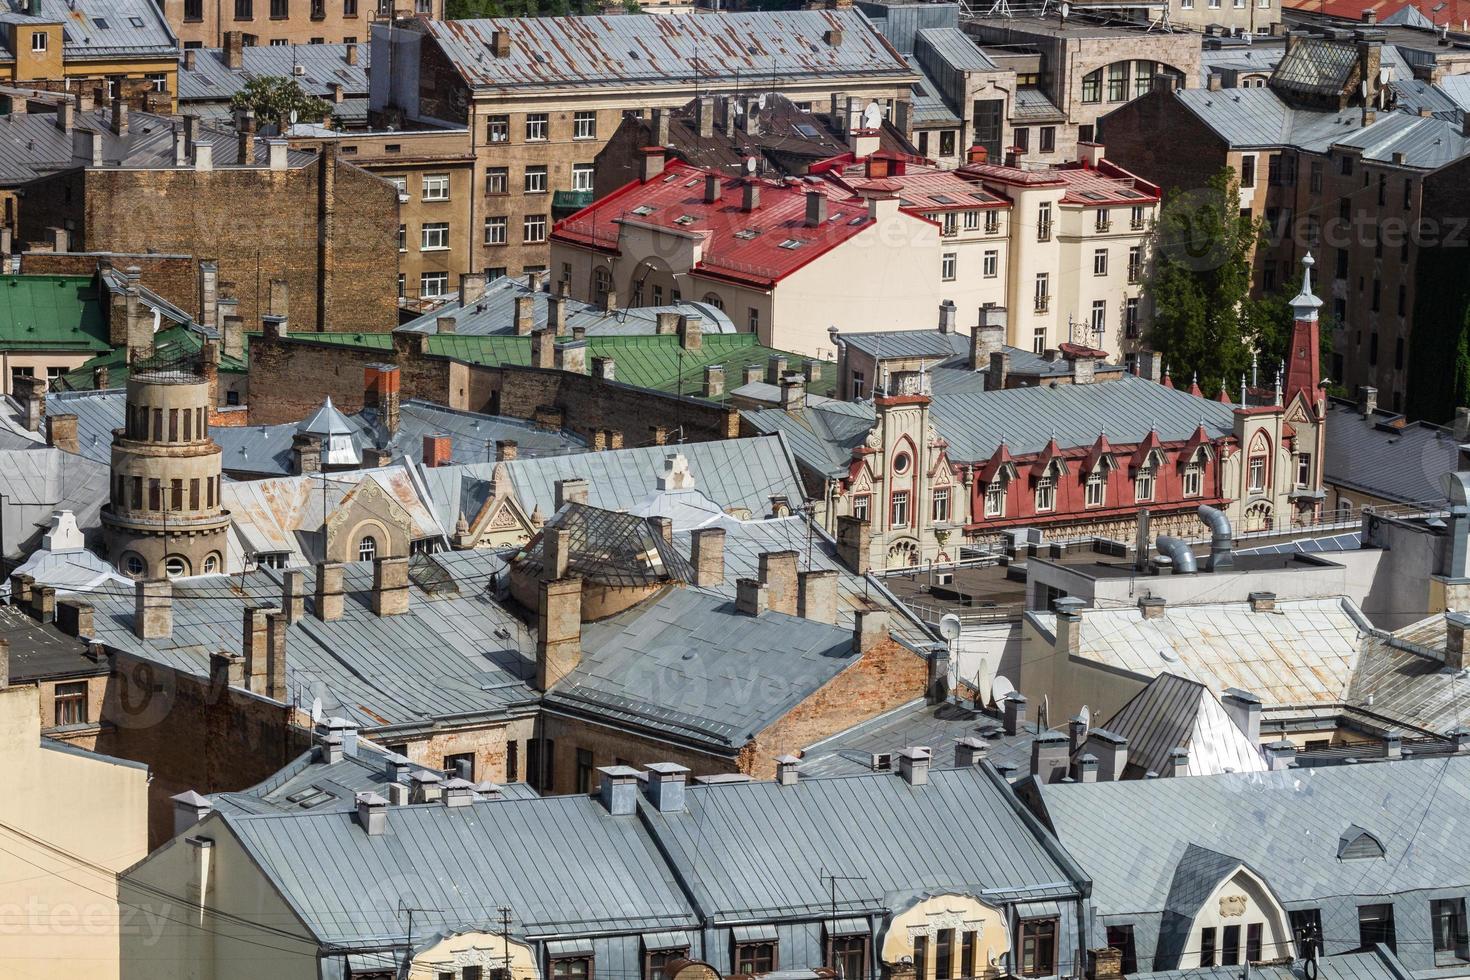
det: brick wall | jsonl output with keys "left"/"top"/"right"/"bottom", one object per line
{"left": 96, "top": 654, "right": 307, "bottom": 847}
{"left": 18, "top": 153, "right": 398, "bottom": 335}
{"left": 18, "top": 252, "right": 201, "bottom": 317}
{"left": 1100, "top": 90, "right": 1229, "bottom": 198}
{"left": 247, "top": 331, "right": 741, "bottom": 442}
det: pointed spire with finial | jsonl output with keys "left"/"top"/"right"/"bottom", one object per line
{"left": 1188, "top": 370, "right": 1203, "bottom": 398}
{"left": 1290, "top": 251, "right": 1323, "bottom": 321}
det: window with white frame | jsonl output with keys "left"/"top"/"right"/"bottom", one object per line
{"left": 1095, "top": 208, "right": 1111, "bottom": 232}
{"left": 484, "top": 216, "right": 507, "bottom": 246}
{"left": 942, "top": 252, "right": 957, "bottom": 281}
{"left": 1032, "top": 327, "right": 1046, "bottom": 354}
{"left": 852, "top": 494, "right": 870, "bottom": 523}
{"left": 963, "top": 210, "right": 980, "bottom": 231}
{"left": 1091, "top": 300, "right": 1106, "bottom": 334}
{"left": 932, "top": 488, "right": 950, "bottom": 523}
{"left": 985, "top": 479, "right": 1007, "bottom": 517}
{"left": 525, "top": 113, "right": 548, "bottom": 141}
{"left": 891, "top": 490, "right": 911, "bottom": 528}
{"left": 1034, "top": 273, "right": 1049, "bottom": 312}
{"left": 485, "top": 167, "right": 508, "bottom": 195}
{"left": 486, "top": 114, "right": 509, "bottom": 143}
{"left": 420, "top": 222, "right": 449, "bottom": 250}
{"left": 983, "top": 250, "right": 998, "bottom": 278}
{"left": 422, "top": 174, "right": 450, "bottom": 200}
{"left": 389, "top": 175, "right": 407, "bottom": 199}
{"left": 985, "top": 210, "right": 1000, "bottom": 234}
{"left": 1296, "top": 452, "right": 1311, "bottom": 487}
{"left": 572, "top": 164, "right": 594, "bottom": 192}
{"left": 31, "top": 31, "right": 46, "bottom": 52}
{"left": 396, "top": 224, "right": 406, "bottom": 252}
{"left": 523, "top": 214, "right": 547, "bottom": 243}
{"left": 1035, "top": 475, "right": 1056, "bottom": 512}
{"left": 1093, "top": 248, "right": 1108, "bottom": 276}
{"left": 1135, "top": 463, "right": 1155, "bottom": 502}
{"left": 1183, "top": 461, "right": 1203, "bottom": 497}
{"left": 1085, "top": 472, "right": 1107, "bottom": 508}
{"left": 573, "top": 110, "right": 596, "bottom": 140}
{"left": 419, "top": 272, "right": 447, "bottom": 297}
{"left": 524, "top": 166, "right": 548, "bottom": 193}
{"left": 942, "top": 212, "right": 958, "bottom": 236}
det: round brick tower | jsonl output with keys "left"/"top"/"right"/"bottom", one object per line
{"left": 102, "top": 354, "right": 229, "bottom": 579}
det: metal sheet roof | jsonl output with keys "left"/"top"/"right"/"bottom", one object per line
{"left": 223, "top": 790, "right": 700, "bottom": 945}
{"left": 1, "top": 0, "right": 177, "bottom": 59}
{"left": 1036, "top": 753, "right": 1470, "bottom": 916}
{"left": 1271, "top": 36, "right": 1358, "bottom": 98}
{"left": 1100, "top": 672, "right": 1268, "bottom": 777}
{"left": 798, "top": 697, "right": 1038, "bottom": 777}
{"left": 548, "top": 587, "right": 862, "bottom": 750}
{"left": 914, "top": 27, "right": 998, "bottom": 72}
{"left": 1029, "top": 597, "right": 1368, "bottom": 709}
{"left": 0, "top": 275, "right": 108, "bottom": 351}
{"left": 1332, "top": 109, "right": 1470, "bottom": 169}
{"left": 179, "top": 43, "right": 369, "bottom": 104}
{"left": 1173, "top": 87, "right": 1363, "bottom": 150}
{"left": 1130, "top": 949, "right": 1412, "bottom": 980}
{"left": 1322, "top": 397, "right": 1460, "bottom": 505}
{"left": 425, "top": 10, "right": 913, "bottom": 92}
{"left": 641, "top": 764, "right": 1083, "bottom": 918}
{"left": 1350, "top": 615, "right": 1469, "bottom": 735}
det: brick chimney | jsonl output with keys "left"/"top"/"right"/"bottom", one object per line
{"left": 735, "top": 578, "right": 769, "bottom": 616}
{"left": 224, "top": 30, "right": 244, "bottom": 69}
{"left": 691, "top": 527, "right": 725, "bottom": 587}
{"left": 47, "top": 414, "right": 78, "bottom": 454}
{"left": 314, "top": 562, "right": 344, "bottom": 621}
{"left": 371, "top": 557, "right": 410, "bottom": 617}
{"left": 852, "top": 608, "right": 888, "bottom": 653}
{"left": 797, "top": 569, "right": 838, "bottom": 623}
{"left": 281, "top": 569, "right": 306, "bottom": 623}
{"left": 364, "top": 364, "right": 400, "bottom": 435}
{"left": 423, "top": 434, "right": 452, "bottom": 468}
{"left": 536, "top": 575, "right": 582, "bottom": 690}
{"left": 134, "top": 579, "right": 172, "bottom": 640}
{"left": 835, "top": 514, "right": 871, "bottom": 574}
{"left": 242, "top": 606, "right": 272, "bottom": 691}
{"left": 757, "top": 551, "right": 798, "bottom": 615}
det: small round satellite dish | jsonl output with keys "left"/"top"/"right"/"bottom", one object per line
{"left": 289, "top": 108, "right": 299, "bottom": 125}
{"left": 862, "top": 101, "right": 883, "bottom": 130}
{"left": 745, "top": 156, "right": 757, "bottom": 174}
{"left": 1040, "top": 694, "right": 1051, "bottom": 730}
{"left": 991, "top": 675, "right": 1015, "bottom": 706}
{"left": 310, "top": 696, "right": 323, "bottom": 725}
{"left": 757, "top": 93, "right": 767, "bottom": 109}
{"left": 939, "top": 613, "right": 962, "bottom": 641}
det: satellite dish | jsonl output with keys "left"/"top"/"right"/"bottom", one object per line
{"left": 990, "top": 675, "right": 1015, "bottom": 707}
{"left": 745, "top": 156, "right": 757, "bottom": 174}
{"left": 310, "top": 696, "right": 323, "bottom": 724}
{"left": 1040, "top": 694, "right": 1050, "bottom": 728}
{"left": 1078, "top": 704, "right": 1091, "bottom": 740}
{"left": 757, "top": 93, "right": 767, "bottom": 109}
{"left": 862, "top": 101, "right": 883, "bottom": 130}
{"left": 939, "top": 613, "right": 962, "bottom": 641}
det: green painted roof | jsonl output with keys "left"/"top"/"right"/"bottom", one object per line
{"left": 0, "top": 276, "right": 110, "bottom": 352}
{"left": 295, "top": 332, "right": 836, "bottom": 402}
{"left": 55, "top": 324, "right": 248, "bottom": 391}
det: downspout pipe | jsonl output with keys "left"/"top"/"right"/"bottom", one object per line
{"left": 1156, "top": 535, "right": 1198, "bottom": 574}
{"left": 1198, "top": 504, "right": 1234, "bottom": 571}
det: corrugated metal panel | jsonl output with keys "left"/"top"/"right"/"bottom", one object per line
{"left": 427, "top": 10, "right": 913, "bottom": 91}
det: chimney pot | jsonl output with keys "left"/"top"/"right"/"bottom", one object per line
{"left": 1030, "top": 731, "right": 1070, "bottom": 783}
{"left": 775, "top": 754, "right": 801, "bottom": 786}
{"left": 598, "top": 765, "right": 640, "bottom": 814}
{"left": 1264, "top": 739, "right": 1297, "bottom": 770}
{"left": 735, "top": 578, "right": 769, "bottom": 616}
{"left": 955, "top": 736, "right": 987, "bottom": 767}
{"left": 134, "top": 579, "right": 173, "bottom": 640}
{"left": 898, "top": 745, "right": 931, "bottom": 785}
{"left": 646, "top": 761, "right": 690, "bottom": 811}
{"left": 853, "top": 608, "right": 889, "bottom": 653}
{"left": 356, "top": 792, "right": 388, "bottom": 834}
{"left": 691, "top": 527, "right": 726, "bottom": 587}
{"left": 1003, "top": 692, "right": 1028, "bottom": 736}
{"left": 370, "top": 557, "right": 410, "bottom": 617}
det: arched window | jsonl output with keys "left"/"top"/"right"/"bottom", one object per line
{"left": 359, "top": 535, "right": 378, "bottom": 562}
{"left": 702, "top": 292, "right": 725, "bottom": 311}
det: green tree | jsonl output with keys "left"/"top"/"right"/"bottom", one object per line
{"left": 1144, "top": 168, "right": 1264, "bottom": 397}
{"left": 229, "top": 76, "right": 331, "bottom": 131}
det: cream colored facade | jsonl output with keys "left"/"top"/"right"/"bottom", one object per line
{"left": 161, "top": 0, "right": 442, "bottom": 49}
{"left": 408, "top": 930, "right": 539, "bottom": 980}
{"left": 0, "top": 684, "right": 150, "bottom": 980}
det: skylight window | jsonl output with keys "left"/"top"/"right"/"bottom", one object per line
{"left": 931, "top": 194, "right": 958, "bottom": 205}
{"left": 631, "top": 205, "right": 656, "bottom": 216}
{"left": 684, "top": 178, "right": 700, "bottom": 188}
{"left": 674, "top": 214, "right": 696, "bottom": 225}
{"left": 778, "top": 239, "right": 803, "bottom": 249}
{"left": 94, "top": 16, "right": 110, "bottom": 28}
{"left": 129, "top": 16, "right": 145, "bottom": 27}
{"left": 733, "top": 229, "right": 759, "bottom": 239}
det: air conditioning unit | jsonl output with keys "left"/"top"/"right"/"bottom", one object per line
{"left": 398, "top": 192, "right": 409, "bottom": 203}
{"left": 292, "top": 64, "right": 306, "bottom": 77}
{"left": 870, "top": 752, "right": 893, "bottom": 772}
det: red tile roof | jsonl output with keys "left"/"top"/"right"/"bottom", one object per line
{"left": 552, "top": 160, "right": 906, "bottom": 288}
{"left": 827, "top": 164, "right": 1011, "bottom": 212}
{"left": 960, "top": 158, "right": 1161, "bottom": 206}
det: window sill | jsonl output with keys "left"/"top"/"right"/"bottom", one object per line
{"left": 422, "top": 197, "right": 450, "bottom": 203}
{"left": 419, "top": 246, "right": 450, "bottom": 252}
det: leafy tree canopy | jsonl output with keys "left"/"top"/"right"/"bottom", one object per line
{"left": 229, "top": 76, "right": 331, "bottom": 131}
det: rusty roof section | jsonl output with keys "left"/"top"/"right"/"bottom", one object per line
{"left": 424, "top": 9, "right": 914, "bottom": 92}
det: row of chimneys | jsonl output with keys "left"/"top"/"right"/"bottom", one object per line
{"left": 534, "top": 521, "right": 891, "bottom": 690}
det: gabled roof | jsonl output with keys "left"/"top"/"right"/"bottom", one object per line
{"left": 1028, "top": 597, "right": 1368, "bottom": 708}
{"left": 0, "top": 0, "right": 176, "bottom": 60}
{"left": 1331, "top": 109, "right": 1470, "bottom": 169}
{"left": 546, "top": 586, "right": 862, "bottom": 751}
{"left": 798, "top": 698, "right": 1038, "bottom": 777}
{"left": 1101, "top": 673, "right": 1268, "bottom": 777}
{"left": 178, "top": 43, "right": 368, "bottom": 104}
{"left": 422, "top": 10, "right": 912, "bottom": 92}
{"left": 554, "top": 160, "right": 893, "bottom": 289}
{"left": 1034, "top": 754, "right": 1470, "bottom": 915}
{"left": 1322, "top": 396, "right": 1460, "bottom": 504}
{"left": 1171, "top": 86, "right": 1363, "bottom": 150}
{"left": 298, "top": 397, "right": 355, "bottom": 438}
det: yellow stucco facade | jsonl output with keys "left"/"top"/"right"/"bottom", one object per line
{"left": 0, "top": 683, "right": 150, "bottom": 980}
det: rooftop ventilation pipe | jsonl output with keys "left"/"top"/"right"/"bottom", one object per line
{"left": 1155, "top": 535, "right": 1198, "bottom": 574}
{"left": 1198, "top": 504, "right": 1234, "bottom": 571}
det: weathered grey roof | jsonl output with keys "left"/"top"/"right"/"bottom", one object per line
{"left": 0, "top": 109, "right": 314, "bottom": 186}
{"left": 211, "top": 738, "right": 535, "bottom": 817}
{"left": 1387, "top": 78, "right": 1463, "bottom": 123}
{"left": 1028, "top": 597, "right": 1368, "bottom": 709}
{"left": 178, "top": 43, "right": 369, "bottom": 104}
{"left": 1200, "top": 43, "right": 1282, "bottom": 86}
{"left": 1034, "top": 754, "right": 1470, "bottom": 915}
{"left": 1172, "top": 87, "right": 1363, "bottom": 151}
{"left": 750, "top": 374, "right": 1234, "bottom": 473}
{"left": 840, "top": 327, "right": 969, "bottom": 359}
{"left": 1322, "top": 397, "right": 1460, "bottom": 505}
{"left": 5, "top": 544, "right": 128, "bottom": 597}
{"left": 1101, "top": 673, "right": 1267, "bottom": 777}
{"left": 0, "top": 446, "right": 109, "bottom": 551}
{"left": 492, "top": 435, "right": 806, "bottom": 524}
{"left": 1437, "top": 73, "right": 1470, "bottom": 112}
{"left": 547, "top": 587, "right": 864, "bottom": 751}
{"left": 915, "top": 27, "right": 998, "bottom": 71}
{"left": 0, "top": 0, "right": 175, "bottom": 59}
{"left": 908, "top": 60, "right": 964, "bottom": 127}
{"left": 798, "top": 698, "right": 1038, "bottom": 777}
{"left": 423, "top": 10, "right": 913, "bottom": 91}
{"left": 0, "top": 603, "right": 105, "bottom": 682}
{"left": 397, "top": 275, "right": 735, "bottom": 337}
{"left": 671, "top": 513, "right": 935, "bottom": 646}
{"left": 80, "top": 552, "right": 540, "bottom": 732}
{"left": 642, "top": 764, "right": 1085, "bottom": 918}
{"left": 1332, "top": 110, "right": 1470, "bottom": 169}
{"left": 1350, "top": 614, "right": 1470, "bottom": 735}
{"left": 298, "top": 397, "right": 356, "bottom": 438}
{"left": 219, "top": 790, "right": 700, "bottom": 944}
{"left": 1011, "top": 87, "right": 1067, "bottom": 122}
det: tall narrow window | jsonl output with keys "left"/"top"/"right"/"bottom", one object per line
{"left": 1200, "top": 928, "right": 1217, "bottom": 967}
{"left": 1020, "top": 920, "right": 1057, "bottom": 977}
{"left": 935, "top": 930, "right": 954, "bottom": 980}
{"left": 359, "top": 535, "right": 377, "bottom": 561}
{"left": 1222, "top": 924, "right": 1241, "bottom": 966}
{"left": 1246, "top": 923, "right": 1263, "bottom": 962}
{"left": 914, "top": 936, "right": 929, "bottom": 980}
